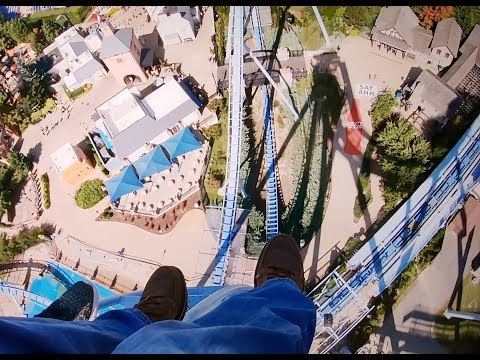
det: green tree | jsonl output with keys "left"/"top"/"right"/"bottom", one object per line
{"left": 5, "top": 19, "right": 30, "bottom": 44}
{"left": 7, "top": 151, "right": 33, "bottom": 184}
{"left": 454, "top": 6, "right": 480, "bottom": 39}
{"left": 203, "top": 123, "right": 222, "bottom": 142}
{"left": 343, "top": 6, "right": 381, "bottom": 29}
{"left": 0, "top": 89, "right": 7, "bottom": 104}
{"left": 370, "top": 91, "right": 398, "bottom": 130}
{"left": 41, "top": 19, "right": 63, "bottom": 43}
{"left": 2, "top": 108, "right": 27, "bottom": 128}
{"left": 75, "top": 179, "right": 106, "bottom": 209}
{"left": 246, "top": 206, "right": 266, "bottom": 244}
{"left": 375, "top": 119, "right": 432, "bottom": 210}
{"left": 0, "top": 225, "right": 48, "bottom": 263}
{"left": 0, "top": 34, "right": 14, "bottom": 51}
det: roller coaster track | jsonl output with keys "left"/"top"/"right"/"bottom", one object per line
{"left": 250, "top": 6, "right": 279, "bottom": 239}
{"left": 212, "top": 6, "right": 246, "bottom": 286}
{"left": 308, "top": 114, "right": 480, "bottom": 353}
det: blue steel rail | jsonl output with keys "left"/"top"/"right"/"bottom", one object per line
{"left": 212, "top": 6, "right": 246, "bottom": 285}
{"left": 310, "top": 114, "right": 480, "bottom": 339}
{"left": 251, "top": 6, "right": 279, "bottom": 239}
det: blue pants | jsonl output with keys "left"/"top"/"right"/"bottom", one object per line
{"left": 0, "top": 279, "right": 316, "bottom": 354}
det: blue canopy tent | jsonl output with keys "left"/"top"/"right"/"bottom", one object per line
{"left": 104, "top": 165, "right": 143, "bottom": 202}
{"left": 161, "top": 127, "right": 202, "bottom": 160}
{"left": 132, "top": 146, "right": 172, "bottom": 180}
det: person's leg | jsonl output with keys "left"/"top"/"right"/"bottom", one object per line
{"left": 114, "top": 235, "right": 317, "bottom": 354}
{"left": 0, "top": 266, "right": 187, "bottom": 354}
{"left": 0, "top": 308, "right": 150, "bottom": 354}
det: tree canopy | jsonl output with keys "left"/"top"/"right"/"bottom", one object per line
{"left": 343, "top": 6, "right": 381, "bottom": 30}
{"left": 375, "top": 119, "right": 432, "bottom": 210}
{"left": 418, "top": 6, "right": 455, "bottom": 30}
{"left": 246, "top": 205, "right": 266, "bottom": 244}
{"left": 7, "top": 151, "right": 33, "bottom": 184}
{"left": 41, "top": 20, "right": 63, "bottom": 43}
{"left": 370, "top": 91, "right": 398, "bottom": 130}
{"left": 4, "top": 19, "right": 30, "bottom": 44}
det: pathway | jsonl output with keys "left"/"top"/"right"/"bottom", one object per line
{"left": 162, "top": 6, "right": 218, "bottom": 97}
{"left": 301, "top": 36, "right": 437, "bottom": 285}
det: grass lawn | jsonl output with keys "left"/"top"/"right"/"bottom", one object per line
{"left": 30, "top": 6, "right": 92, "bottom": 24}
{"left": 432, "top": 273, "right": 480, "bottom": 353}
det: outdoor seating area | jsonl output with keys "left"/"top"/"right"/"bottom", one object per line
{"left": 115, "top": 146, "right": 207, "bottom": 218}
{"left": 103, "top": 190, "right": 204, "bottom": 235}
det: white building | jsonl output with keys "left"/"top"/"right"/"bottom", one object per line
{"left": 42, "top": 26, "right": 107, "bottom": 93}
{"left": 89, "top": 79, "right": 203, "bottom": 172}
{"left": 145, "top": 6, "right": 200, "bottom": 45}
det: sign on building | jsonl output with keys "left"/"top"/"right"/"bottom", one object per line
{"left": 355, "top": 84, "right": 378, "bottom": 98}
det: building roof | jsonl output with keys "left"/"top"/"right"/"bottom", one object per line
{"left": 131, "top": 145, "right": 172, "bottom": 180}
{"left": 97, "top": 88, "right": 148, "bottom": 136}
{"left": 372, "top": 6, "right": 433, "bottom": 53}
{"left": 442, "top": 46, "right": 478, "bottom": 88}
{"left": 72, "top": 57, "right": 103, "bottom": 84}
{"left": 104, "top": 165, "right": 144, "bottom": 202}
{"left": 372, "top": 29, "right": 408, "bottom": 51}
{"left": 460, "top": 24, "right": 480, "bottom": 54}
{"left": 141, "top": 80, "right": 199, "bottom": 120}
{"left": 51, "top": 143, "right": 81, "bottom": 173}
{"left": 459, "top": 24, "right": 480, "bottom": 66}
{"left": 431, "top": 18, "right": 462, "bottom": 57}
{"left": 413, "top": 69, "right": 461, "bottom": 119}
{"left": 69, "top": 41, "right": 89, "bottom": 57}
{"left": 99, "top": 28, "right": 133, "bottom": 59}
{"left": 97, "top": 82, "right": 201, "bottom": 160}
{"left": 161, "top": 127, "right": 202, "bottom": 159}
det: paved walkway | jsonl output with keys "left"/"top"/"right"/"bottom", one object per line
{"left": 371, "top": 196, "right": 480, "bottom": 354}
{"left": 301, "top": 36, "right": 436, "bottom": 285}
{"left": 162, "top": 6, "right": 218, "bottom": 97}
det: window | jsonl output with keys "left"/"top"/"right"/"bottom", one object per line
{"left": 445, "top": 53, "right": 450, "bottom": 59}
{"left": 436, "top": 49, "right": 441, "bottom": 55}
{"left": 170, "top": 123, "right": 183, "bottom": 135}
{"left": 116, "top": 58, "right": 124, "bottom": 63}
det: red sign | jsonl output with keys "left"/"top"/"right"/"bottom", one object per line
{"left": 344, "top": 99, "right": 363, "bottom": 155}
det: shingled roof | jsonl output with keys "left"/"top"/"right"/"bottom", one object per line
{"left": 99, "top": 28, "right": 133, "bottom": 59}
{"left": 372, "top": 6, "right": 433, "bottom": 53}
{"left": 431, "top": 18, "right": 462, "bottom": 57}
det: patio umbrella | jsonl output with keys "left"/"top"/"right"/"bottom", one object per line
{"left": 132, "top": 145, "right": 172, "bottom": 181}
{"left": 104, "top": 165, "right": 143, "bottom": 202}
{"left": 161, "top": 127, "right": 202, "bottom": 160}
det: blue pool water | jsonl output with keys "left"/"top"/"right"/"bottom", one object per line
{"left": 26, "top": 261, "right": 121, "bottom": 317}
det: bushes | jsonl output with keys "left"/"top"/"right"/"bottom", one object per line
{"left": 63, "top": 84, "right": 87, "bottom": 99}
{"left": 41, "top": 173, "right": 50, "bottom": 209}
{"left": 0, "top": 225, "right": 49, "bottom": 263}
{"left": 75, "top": 179, "right": 106, "bottom": 209}
{"left": 93, "top": 152, "right": 109, "bottom": 175}
{"left": 100, "top": 206, "right": 113, "bottom": 220}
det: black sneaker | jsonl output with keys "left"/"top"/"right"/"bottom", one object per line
{"left": 134, "top": 266, "right": 187, "bottom": 322}
{"left": 35, "top": 281, "right": 98, "bottom": 321}
{"left": 254, "top": 234, "right": 305, "bottom": 291}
